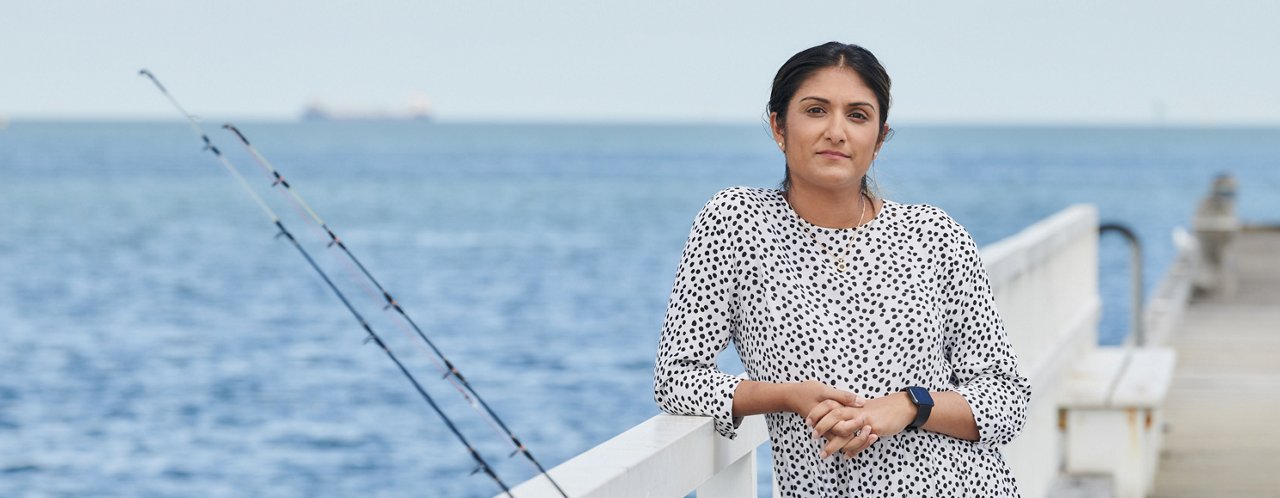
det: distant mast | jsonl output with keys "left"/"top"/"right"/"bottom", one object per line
{"left": 301, "top": 94, "right": 433, "bottom": 121}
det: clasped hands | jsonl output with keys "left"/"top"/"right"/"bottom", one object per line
{"left": 793, "top": 380, "right": 914, "bottom": 460}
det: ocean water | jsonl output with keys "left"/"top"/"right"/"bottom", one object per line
{"left": 1, "top": 121, "right": 1278, "bottom": 497}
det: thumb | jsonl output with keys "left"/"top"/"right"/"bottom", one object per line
{"left": 828, "top": 387, "right": 865, "bottom": 407}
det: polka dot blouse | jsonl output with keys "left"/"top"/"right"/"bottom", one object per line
{"left": 654, "top": 187, "right": 1031, "bottom": 497}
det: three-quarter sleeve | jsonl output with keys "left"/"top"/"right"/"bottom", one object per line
{"left": 938, "top": 214, "right": 1032, "bottom": 447}
{"left": 653, "top": 190, "right": 746, "bottom": 439}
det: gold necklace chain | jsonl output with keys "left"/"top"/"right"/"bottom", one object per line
{"left": 799, "top": 194, "right": 868, "bottom": 273}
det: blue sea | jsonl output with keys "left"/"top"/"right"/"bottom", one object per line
{"left": 2, "top": 121, "right": 1278, "bottom": 497}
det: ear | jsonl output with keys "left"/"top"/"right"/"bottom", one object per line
{"left": 874, "top": 123, "right": 890, "bottom": 154}
{"left": 769, "top": 112, "right": 785, "bottom": 146}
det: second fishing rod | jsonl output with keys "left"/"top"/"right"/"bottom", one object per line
{"left": 220, "top": 123, "right": 567, "bottom": 497}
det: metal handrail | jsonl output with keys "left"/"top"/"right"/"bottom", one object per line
{"left": 1099, "top": 223, "right": 1144, "bottom": 346}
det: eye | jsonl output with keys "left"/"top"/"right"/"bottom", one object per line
{"left": 848, "top": 111, "right": 869, "bottom": 120}
{"left": 805, "top": 106, "right": 826, "bottom": 115}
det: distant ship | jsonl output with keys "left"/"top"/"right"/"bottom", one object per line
{"left": 300, "top": 94, "right": 433, "bottom": 121}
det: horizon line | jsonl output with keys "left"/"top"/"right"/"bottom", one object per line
{"left": 4, "top": 115, "right": 1280, "bottom": 130}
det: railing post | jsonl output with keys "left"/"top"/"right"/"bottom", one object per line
{"left": 696, "top": 447, "right": 757, "bottom": 498}
{"left": 1192, "top": 173, "right": 1239, "bottom": 295}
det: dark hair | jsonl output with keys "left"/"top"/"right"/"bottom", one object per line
{"left": 769, "top": 42, "right": 893, "bottom": 193}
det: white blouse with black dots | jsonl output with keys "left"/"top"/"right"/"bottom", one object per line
{"left": 654, "top": 187, "right": 1031, "bottom": 497}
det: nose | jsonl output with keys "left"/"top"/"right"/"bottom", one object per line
{"left": 823, "top": 116, "right": 846, "bottom": 144}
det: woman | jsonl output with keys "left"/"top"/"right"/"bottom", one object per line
{"left": 653, "top": 42, "right": 1031, "bottom": 496}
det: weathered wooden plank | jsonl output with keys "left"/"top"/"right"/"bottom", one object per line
{"left": 1152, "top": 229, "right": 1280, "bottom": 498}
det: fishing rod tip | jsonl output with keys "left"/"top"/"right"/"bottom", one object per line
{"left": 138, "top": 68, "right": 151, "bottom": 76}
{"left": 222, "top": 123, "right": 251, "bottom": 144}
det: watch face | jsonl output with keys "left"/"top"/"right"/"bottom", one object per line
{"left": 907, "top": 386, "right": 934, "bottom": 407}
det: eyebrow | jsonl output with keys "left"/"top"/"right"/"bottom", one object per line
{"left": 799, "top": 96, "right": 876, "bottom": 110}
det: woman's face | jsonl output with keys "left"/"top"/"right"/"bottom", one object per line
{"left": 771, "top": 66, "right": 885, "bottom": 194}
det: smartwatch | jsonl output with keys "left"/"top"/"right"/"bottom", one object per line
{"left": 904, "top": 386, "right": 934, "bottom": 430}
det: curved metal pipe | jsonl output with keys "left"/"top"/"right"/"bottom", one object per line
{"left": 1100, "top": 223, "right": 1145, "bottom": 346}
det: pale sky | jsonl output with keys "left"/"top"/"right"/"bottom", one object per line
{"left": 4, "top": 0, "right": 1279, "bottom": 125}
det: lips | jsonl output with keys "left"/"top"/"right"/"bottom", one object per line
{"left": 817, "top": 150, "right": 850, "bottom": 159}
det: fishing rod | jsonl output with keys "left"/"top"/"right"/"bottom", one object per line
{"left": 221, "top": 123, "right": 570, "bottom": 497}
{"left": 138, "top": 69, "right": 514, "bottom": 497}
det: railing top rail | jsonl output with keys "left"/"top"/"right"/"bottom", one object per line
{"left": 983, "top": 204, "right": 1097, "bottom": 286}
{"left": 502, "top": 414, "right": 769, "bottom": 497}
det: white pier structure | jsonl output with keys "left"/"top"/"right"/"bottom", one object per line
{"left": 504, "top": 202, "right": 1189, "bottom": 498}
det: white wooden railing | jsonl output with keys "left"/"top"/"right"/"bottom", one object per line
{"left": 504, "top": 410, "right": 772, "bottom": 497}
{"left": 988, "top": 205, "right": 1101, "bottom": 498}
{"left": 503, "top": 204, "right": 1109, "bottom": 497}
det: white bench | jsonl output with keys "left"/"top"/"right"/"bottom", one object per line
{"left": 1060, "top": 347, "right": 1177, "bottom": 498}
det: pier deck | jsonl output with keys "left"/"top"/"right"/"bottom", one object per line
{"left": 1153, "top": 227, "right": 1280, "bottom": 497}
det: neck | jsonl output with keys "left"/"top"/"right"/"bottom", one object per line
{"left": 785, "top": 183, "right": 876, "bottom": 229}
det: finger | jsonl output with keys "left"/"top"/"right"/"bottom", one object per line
{"left": 850, "top": 433, "right": 880, "bottom": 456}
{"left": 805, "top": 399, "right": 841, "bottom": 428}
{"left": 837, "top": 427, "right": 871, "bottom": 458}
{"left": 841, "top": 426, "right": 874, "bottom": 459}
{"left": 829, "top": 416, "right": 866, "bottom": 438}
{"left": 824, "top": 387, "right": 865, "bottom": 408}
{"left": 820, "top": 435, "right": 851, "bottom": 459}
{"left": 812, "top": 408, "right": 850, "bottom": 437}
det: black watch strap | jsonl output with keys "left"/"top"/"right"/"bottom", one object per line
{"left": 905, "top": 386, "right": 934, "bottom": 430}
